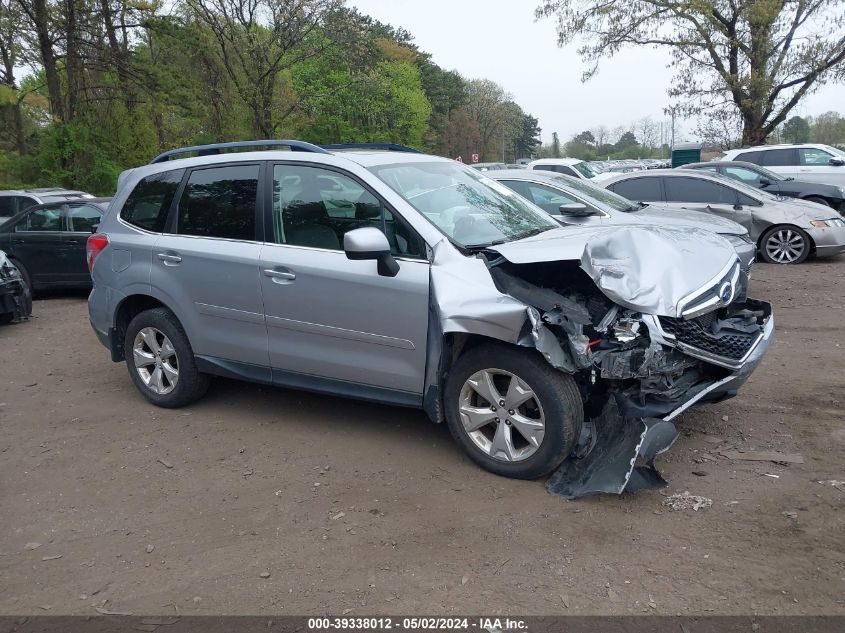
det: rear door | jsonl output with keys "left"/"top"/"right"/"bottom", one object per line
{"left": 63, "top": 203, "right": 104, "bottom": 284}
{"left": 796, "top": 147, "right": 845, "bottom": 186}
{"left": 8, "top": 204, "right": 66, "bottom": 284}
{"left": 663, "top": 177, "right": 754, "bottom": 232}
{"left": 151, "top": 163, "right": 269, "bottom": 368}
{"left": 760, "top": 148, "right": 799, "bottom": 180}
{"left": 259, "top": 162, "right": 430, "bottom": 398}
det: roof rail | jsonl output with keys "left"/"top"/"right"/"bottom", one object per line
{"left": 319, "top": 143, "right": 422, "bottom": 153}
{"left": 150, "top": 140, "right": 330, "bottom": 164}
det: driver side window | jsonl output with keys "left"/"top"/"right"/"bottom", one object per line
{"left": 271, "top": 165, "right": 426, "bottom": 259}
{"left": 17, "top": 206, "right": 62, "bottom": 231}
{"left": 724, "top": 167, "right": 762, "bottom": 186}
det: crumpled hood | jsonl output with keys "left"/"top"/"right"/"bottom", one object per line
{"left": 489, "top": 225, "right": 738, "bottom": 317}
{"left": 631, "top": 204, "right": 746, "bottom": 235}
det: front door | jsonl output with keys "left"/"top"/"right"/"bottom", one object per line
{"left": 663, "top": 176, "right": 754, "bottom": 232}
{"left": 259, "top": 163, "right": 430, "bottom": 397}
{"left": 9, "top": 204, "right": 66, "bottom": 285}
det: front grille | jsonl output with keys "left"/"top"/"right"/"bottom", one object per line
{"left": 659, "top": 314, "right": 758, "bottom": 362}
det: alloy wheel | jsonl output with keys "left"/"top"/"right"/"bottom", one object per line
{"left": 764, "top": 228, "right": 806, "bottom": 263}
{"left": 458, "top": 368, "right": 546, "bottom": 462}
{"left": 132, "top": 327, "right": 179, "bottom": 394}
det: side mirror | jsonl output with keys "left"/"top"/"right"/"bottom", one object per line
{"left": 558, "top": 202, "right": 598, "bottom": 217}
{"left": 90, "top": 224, "right": 100, "bottom": 233}
{"left": 344, "top": 227, "right": 399, "bottom": 277}
{"left": 829, "top": 157, "right": 845, "bottom": 167}
{"left": 759, "top": 178, "right": 771, "bottom": 186}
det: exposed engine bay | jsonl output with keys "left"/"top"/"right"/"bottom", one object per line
{"left": 481, "top": 257, "right": 772, "bottom": 499}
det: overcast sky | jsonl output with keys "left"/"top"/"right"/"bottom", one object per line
{"left": 351, "top": 0, "right": 845, "bottom": 144}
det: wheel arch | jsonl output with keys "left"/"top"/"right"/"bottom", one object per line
{"left": 424, "top": 331, "right": 560, "bottom": 423}
{"left": 111, "top": 294, "right": 179, "bottom": 361}
{"left": 757, "top": 223, "right": 816, "bottom": 257}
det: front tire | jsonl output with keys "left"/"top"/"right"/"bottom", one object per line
{"left": 444, "top": 343, "right": 583, "bottom": 479}
{"left": 759, "top": 225, "right": 810, "bottom": 264}
{"left": 124, "top": 307, "right": 209, "bottom": 407}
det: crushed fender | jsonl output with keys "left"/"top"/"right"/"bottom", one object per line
{"left": 545, "top": 399, "right": 679, "bottom": 499}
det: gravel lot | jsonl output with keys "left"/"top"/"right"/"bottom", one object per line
{"left": 1, "top": 260, "right": 844, "bottom": 616}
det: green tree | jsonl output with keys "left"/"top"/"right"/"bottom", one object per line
{"left": 809, "top": 111, "right": 845, "bottom": 144}
{"left": 513, "top": 113, "right": 541, "bottom": 159}
{"left": 536, "top": 0, "right": 845, "bottom": 145}
{"left": 551, "top": 131, "right": 561, "bottom": 157}
{"left": 782, "top": 116, "right": 810, "bottom": 144}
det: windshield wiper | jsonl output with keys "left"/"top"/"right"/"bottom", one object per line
{"left": 463, "top": 226, "right": 554, "bottom": 250}
{"left": 512, "top": 226, "right": 555, "bottom": 241}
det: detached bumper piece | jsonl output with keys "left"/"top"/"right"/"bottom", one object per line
{"left": 0, "top": 278, "right": 31, "bottom": 323}
{"left": 546, "top": 399, "right": 679, "bottom": 499}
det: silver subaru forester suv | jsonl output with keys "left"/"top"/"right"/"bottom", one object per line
{"left": 88, "top": 141, "right": 774, "bottom": 493}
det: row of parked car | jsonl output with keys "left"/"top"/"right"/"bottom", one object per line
{"left": 2, "top": 142, "right": 843, "bottom": 325}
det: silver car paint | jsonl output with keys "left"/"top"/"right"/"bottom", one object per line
{"left": 260, "top": 242, "right": 430, "bottom": 393}
{"left": 599, "top": 169, "right": 845, "bottom": 257}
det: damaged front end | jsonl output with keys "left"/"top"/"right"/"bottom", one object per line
{"left": 0, "top": 251, "right": 32, "bottom": 324}
{"left": 431, "top": 226, "right": 774, "bottom": 499}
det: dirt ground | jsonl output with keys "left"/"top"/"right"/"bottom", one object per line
{"left": 1, "top": 260, "right": 844, "bottom": 617}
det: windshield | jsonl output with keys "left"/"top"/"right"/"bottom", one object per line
{"left": 572, "top": 161, "right": 597, "bottom": 178}
{"left": 826, "top": 145, "right": 845, "bottom": 159}
{"left": 749, "top": 165, "right": 786, "bottom": 182}
{"left": 370, "top": 161, "right": 557, "bottom": 248}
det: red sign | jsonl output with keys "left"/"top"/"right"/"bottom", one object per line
{"left": 471, "top": 153, "right": 479, "bottom": 163}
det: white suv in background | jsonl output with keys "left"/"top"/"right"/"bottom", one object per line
{"left": 527, "top": 158, "right": 597, "bottom": 180}
{"left": 721, "top": 144, "right": 845, "bottom": 187}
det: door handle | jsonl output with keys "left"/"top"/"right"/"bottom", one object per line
{"left": 263, "top": 268, "right": 296, "bottom": 282}
{"left": 65, "top": 238, "right": 80, "bottom": 244}
{"left": 157, "top": 253, "right": 182, "bottom": 265}
{"left": 11, "top": 238, "right": 24, "bottom": 244}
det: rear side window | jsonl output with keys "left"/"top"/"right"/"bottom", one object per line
{"left": 66, "top": 204, "right": 103, "bottom": 232}
{"left": 761, "top": 149, "right": 796, "bottom": 167}
{"left": 121, "top": 170, "right": 184, "bottom": 232}
{"left": 0, "top": 197, "right": 15, "bottom": 217}
{"left": 609, "top": 177, "right": 662, "bottom": 201}
{"left": 664, "top": 177, "right": 736, "bottom": 204}
{"left": 178, "top": 165, "right": 259, "bottom": 241}
{"left": 734, "top": 151, "right": 762, "bottom": 164}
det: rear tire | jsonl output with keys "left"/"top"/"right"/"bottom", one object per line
{"left": 444, "top": 343, "right": 583, "bottom": 479}
{"left": 124, "top": 307, "right": 209, "bottom": 408}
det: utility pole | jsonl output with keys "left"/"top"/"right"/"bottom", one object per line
{"left": 663, "top": 105, "right": 680, "bottom": 158}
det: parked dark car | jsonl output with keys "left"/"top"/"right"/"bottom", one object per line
{"left": 0, "top": 249, "right": 31, "bottom": 323}
{"left": 681, "top": 160, "right": 845, "bottom": 212}
{"left": 0, "top": 198, "right": 110, "bottom": 291}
